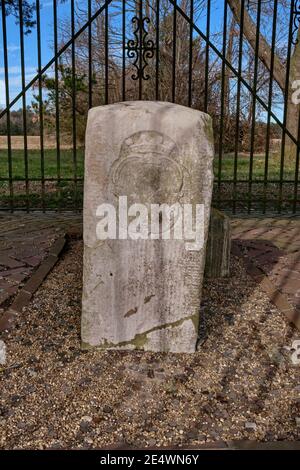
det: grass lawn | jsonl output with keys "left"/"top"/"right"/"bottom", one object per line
{"left": 0, "top": 148, "right": 84, "bottom": 209}
{"left": 0, "top": 149, "right": 297, "bottom": 181}
{"left": 0, "top": 148, "right": 85, "bottom": 180}
{"left": 214, "top": 152, "right": 298, "bottom": 181}
{"left": 0, "top": 148, "right": 298, "bottom": 210}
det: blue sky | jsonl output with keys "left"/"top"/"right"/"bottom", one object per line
{"left": 0, "top": 0, "right": 73, "bottom": 108}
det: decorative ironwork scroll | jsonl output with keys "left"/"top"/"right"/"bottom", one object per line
{"left": 292, "top": 0, "right": 300, "bottom": 45}
{"left": 126, "top": 16, "right": 156, "bottom": 81}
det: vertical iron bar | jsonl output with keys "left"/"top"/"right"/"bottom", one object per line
{"left": 71, "top": 0, "right": 78, "bottom": 210}
{"left": 19, "top": 0, "right": 29, "bottom": 212}
{"left": 204, "top": 0, "right": 211, "bottom": 113}
{"left": 263, "top": 0, "right": 278, "bottom": 214}
{"left": 248, "top": 0, "right": 262, "bottom": 214}
{"left": 105, "top": 0, "right": 109, "bottom": 104}
{"left": 1, "top": 1, "right": 14, "bottom": 211}
{"left": 233, "top": 0, "right": 245, "bottom": 214}
{"left": 293, "top": 109, "right": 300, "bottom": 213}
{"left": 217, "top": 0, "right": 228, "bottom": 206}
{"left": 138, "top": 0, "right": 143, "bottom": 100}
{"left": 36, "top": 0, "right": 45, "bottom": 211}
{"left": 155, "top": 0, "right": 160, "bottom": 100}
{"left": 188, "top": 0, "right": 194, "bottom": 107}
{"left": 172, "top": 0, "right": 177, "bottom": 103}
{"left": 53, "top": 0, "right": 61, "bottom": 207}
{"left": 122, "top": 0, "right": 126, "bottom": 101}
{"left": 88, "top": 0, "right": 92, "bottom": 108}
{"left": 278, "top": 0, "right": 295, "bottom": 213}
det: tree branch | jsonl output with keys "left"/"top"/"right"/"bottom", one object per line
{"left": 227, "top": 0, "right": 286, "bottom": 91}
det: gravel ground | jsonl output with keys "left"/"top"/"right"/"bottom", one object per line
{"left": 0, "top": 240, "right": 300, "bottom": 449}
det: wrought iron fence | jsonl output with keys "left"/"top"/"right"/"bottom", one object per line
{"left": 0, "top": 0, "right": 299, "bottom": 214}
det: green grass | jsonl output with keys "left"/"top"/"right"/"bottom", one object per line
{"left": 1, "top": 149, "right": 297, "bottom": 181}
{"left": 212, "top": 153, "right": 299, "bottom": 213}
{"left": 0, "top": 149, "right": 298, "bottom": 211}
{"left": 0, "top": 148, "right": 84, "bottom": 180}
{"left": 0, "top": 148, "right": 84, "bottom": 209}
{"left": 214, "top": 152, "right": 298, "bottom": 181}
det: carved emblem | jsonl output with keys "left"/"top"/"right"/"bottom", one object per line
{"left": 110, "top": 131, "right": 184, "bottom": 205}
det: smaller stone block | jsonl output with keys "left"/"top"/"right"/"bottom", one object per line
{"left": 205, "top": 208, "right": 231, "bottom": 278}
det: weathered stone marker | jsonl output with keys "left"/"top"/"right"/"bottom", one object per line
{"left": 205, "top": 209, "right": 231, "bottom": 278}
{"left": 82, "top": 101, "right": 214, "bottom": 353}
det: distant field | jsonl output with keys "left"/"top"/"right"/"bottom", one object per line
{"left": 0, "top": 135, "right": 74, "bottom": 150}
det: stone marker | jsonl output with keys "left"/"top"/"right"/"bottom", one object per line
{"left": 205, "top": 208, "right": 231, "bottom": 278}
{"left": 82, "top": 101, "right": 214, "bottom": 353}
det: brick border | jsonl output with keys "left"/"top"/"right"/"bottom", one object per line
{"left": 0, "top": 236, "right": 66, "bottom": 333}
{"left": 232, "top": 241, "right": 300, "bottom": 331}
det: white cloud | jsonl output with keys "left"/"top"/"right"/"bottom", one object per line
{"left": 0, "top": 44, "right": 20, "bottom": 53}
{"left": 0, "top": 66, "right": 37, "bottom": 76}
{"left": 0, "top": 79, "right": 6, "bottom": 107}
{"left": 5, "top": 74, "right": 36, "bottom": 86}
{"left": 42, "top": 1, "right": 54, "bottom": 7}
{"left": 7, "top": 44, "right": 20, "bottom": 53}
{"left": 0, "top": 72, "right": 36, "bottom": 109}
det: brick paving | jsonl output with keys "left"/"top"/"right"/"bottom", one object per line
{"left": 0, "top": 213, "right": 82, "bottom": 313}
{"left": 0, "top": 212, "right": 299, "bottom": 331}
{"left": 231, "top": 217, "right": 300, "bottom": 328}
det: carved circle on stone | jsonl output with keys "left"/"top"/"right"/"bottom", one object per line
{"left": 110, "top": 131, "right": 184, "bottom": 203}
{"left": 109, "top": 131, "right": 185, "bottom": 235}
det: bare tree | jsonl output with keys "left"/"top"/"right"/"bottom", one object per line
{"left": 227, "top": 0, "right": 300, "bottom": 155}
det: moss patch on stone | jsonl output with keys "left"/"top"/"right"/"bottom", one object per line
{"left": 81, "top": 314, "right": 199, "bottom": 351}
